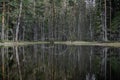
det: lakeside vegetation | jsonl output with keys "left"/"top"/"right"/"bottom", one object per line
{"left": 0, "top": 0, "right": 120, "bottom": 42}
{"left": 0, "top": 41, "right": 120, "bottom": 48}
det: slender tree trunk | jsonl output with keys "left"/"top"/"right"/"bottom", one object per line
{"left": 89, "top": 1, "right": 93, "bottom": 40}
{"left": 42, "top": 19, "right": 45, "bottom": 41}
{"left": 1, "top": 1, "right": 5, "bottom": 41}
{"left": 104, "top": 0, "right": 108, "bottom": 41}
{"left": 33, "top": 0, "right": 37, "bottom": 41}
{"left": 22, "top": 26, "right": 25, "bottom": 41}
{"left": 6, "top": 2, "right": 10, "bottom": 41}
{"left": 109, "top": 0, "right": 112, "bottom": 41}
{"left": 51, "top": 0, "right": 55, "bottom": 41}
{"left": 15, "top": 0, "right": 23, "bottom": 41}
{"left": 76, "top": 0, "right": 84, "bottom": 40}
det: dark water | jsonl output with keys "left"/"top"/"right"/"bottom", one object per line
{"left": 0, "top": 44, "right": 120, "bottom": 80}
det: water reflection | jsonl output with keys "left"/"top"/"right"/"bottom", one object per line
{"left": 0, "top": 45, "right": 120, "bottom": 80}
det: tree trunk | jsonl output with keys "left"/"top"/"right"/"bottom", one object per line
{"left": 109, "top": 0, "right": 112, "bottom": 40}
{"left": 33, "top": 0, "right": 38, "bottom": 41}
{"left": 89, "top": 1, "right": 93, "bottom": 40}
{"left": 1, "top": 1, "right": 5, "bottom": 41}
{"left": 51, "top": 0, "right": 55, "bottom": 41}
{"left": 103, "top": 0, "right": 108, "bottom": 41}
{"left": 15, "top": 0, "right": 23, "bottom": 41}
{"left": 6, "top": 1, "right": 10, "bottom": 41}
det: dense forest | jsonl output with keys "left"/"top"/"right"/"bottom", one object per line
{"left": 0, "top": 0, "right": 120, "bottom": 42}
{"left": 1, "top": 0, "right": 120, "bottom": 80}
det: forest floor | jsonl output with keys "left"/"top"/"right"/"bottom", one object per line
{"left": 0, "top": 41, "right": 120, "bottom": 47}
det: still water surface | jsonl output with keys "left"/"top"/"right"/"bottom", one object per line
{"left": 0, "top": 44, "right": 120, "bottom": 80}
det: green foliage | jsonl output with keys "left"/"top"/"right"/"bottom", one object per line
{"left": 9, "top": 1, "right": 18, "bottom": 7}
{"left": 68, "top": 0, "right": 75, "bottom": 6}
{"left": 55, "top": 0, "right": 62, "bottom": 7}
{"left": 111, "top": 11, "right": 120, "bottom": 32}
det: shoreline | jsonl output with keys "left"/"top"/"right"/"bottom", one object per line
{"left": 0, "top": 41, "right": 120, "bottom": 47}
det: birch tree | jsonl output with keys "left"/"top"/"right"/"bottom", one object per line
{"left": 15, "top": 0, "right": 23, "bottom": 41}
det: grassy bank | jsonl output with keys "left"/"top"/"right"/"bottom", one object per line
{"left": 0, "top": 41, "right": 120, "bottom": 47}
{"left": 0, "top": 41, "right": 49, "bottom": 47}
{"left": 55, "top": 41, "right": 120, "bottom": 47}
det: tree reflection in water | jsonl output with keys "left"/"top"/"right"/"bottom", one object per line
{"left": 0, "top": 45, "right": 120, "bottom": 80}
